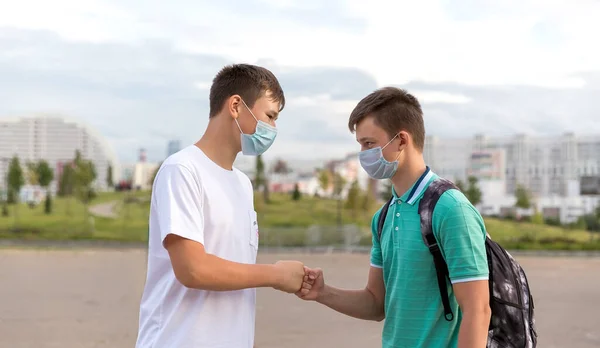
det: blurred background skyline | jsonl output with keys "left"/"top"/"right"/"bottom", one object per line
{"left": 1, "top": 0, "right": 599, "bottom": 165}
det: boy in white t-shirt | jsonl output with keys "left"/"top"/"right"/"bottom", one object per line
{"left": 135, "top": 64, "right": 311, "bottom": 348}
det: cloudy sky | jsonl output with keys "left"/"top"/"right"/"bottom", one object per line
{"left": 1, "top": 0, "right": 599, "bottom": 167}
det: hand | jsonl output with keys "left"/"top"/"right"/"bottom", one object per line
{"left": 295, "top": 267, "right": 324, "bottom": 301}
{"left": 272, "top": 260, "right": 305, "bottom": 293}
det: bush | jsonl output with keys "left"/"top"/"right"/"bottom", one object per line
{"left": 291, "top": 183, "right": 301, "bottom": 201}
{"left": 44, "top": 195, "right": 52, "bottom": 214}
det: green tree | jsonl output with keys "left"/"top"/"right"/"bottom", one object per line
{"left": 255, "top": 154, "right": 265, "bottom": 187}
{"left": 318, "top": 169, "right": 331, "bottom": 196}
{"left": 73, "top": 151, "right": 97, "bottom": 232}
{"left": 36, "top": 160, "right": 54, "bottom": 214}
{"left": 455, "top": 179, "right": 466, "bottom": 192}
{"left": 7, "top": 155, "right": 25, "bottom": 226}
{"left": 291, "top": 183, "right": 301, "bottom": 201}
{"left": 515, "top": 184, "right": 531, "bottom": 209}
{"left": 106, "top": 163, "right": 114, "bottom": 188}
{"left": 8, "top": 156, "right": 25, "bottom": 202}
{"left": 531, "top": 212, "right": 544, "bottom": 225}
{"left": 26, "top": 161, "right": 39, "bottom": 186}
{"left": 58, "top": 163, "right": 75, "bottom": 197}
{"left": 361, "top": 179, "right": 377, "bottom": 217}
{"left": 254, "top": 154, "right": 269, "bottom": 203}
{"left": 380, "top": 180, "right": 393, "bottom": 201}
{"left": 345, "top": 179, "right": 361, "bottom": 213}
{"left": 465, "top": 176, "right": 482, "bottom": 206}
{"left": 273, "top": 159, "right": 290, "bottom": 174}
{"left": 332, "top": 172, "right": 346, "bottom": 198}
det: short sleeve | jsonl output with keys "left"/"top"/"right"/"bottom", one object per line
{"left": 432, "top": 191, "right": 488, "bottom": 284}
{"left": 370, "top": 210, "right": 383, "bottom": 268}
{"left": 153, "top": 164, "right": 205, "bottom": 247}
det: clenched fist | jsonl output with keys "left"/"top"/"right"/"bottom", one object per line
{"left": 272, "top": 260, "right": 305, "bottom": 293}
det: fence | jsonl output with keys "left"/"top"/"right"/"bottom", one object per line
{"left": 257, "top": 224, "right": 373, "bottom": 252}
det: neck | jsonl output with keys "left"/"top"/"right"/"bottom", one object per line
{"left": 390, "top": 152, "right": 427, "bottom": 198}
{"left": 195, "top": 116, "right": 239, "bottom": 171}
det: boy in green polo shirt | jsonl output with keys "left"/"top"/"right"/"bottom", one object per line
{"left": 297, "top": 87, "right": 491, "bottom": 347}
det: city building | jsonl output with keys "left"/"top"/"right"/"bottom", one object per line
{"left": 166, "top": 140, "right": 181, "bottom": 158}
{"left": 424, "top": 133, "right": 600, "bottom": 223}
{"left": 131, "top": 148, "right": 159, "bottom": 190}
{"left": 0, "top": 114, "right": 119, "bottom": 193}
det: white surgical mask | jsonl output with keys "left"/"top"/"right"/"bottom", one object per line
{"left": 358, "top": 134, "right": 400, "bottom": 180}
{"left": 234, "top": 100, "right": 278, "bottom": 156}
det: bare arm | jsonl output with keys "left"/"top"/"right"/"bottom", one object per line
{"left": 165, "top": 234, "right": 300, "bottom": 292}
{"left": 454, "top": 280, "right": 491, "bottom": 348}
{"left": 314, "top": 266, "right": 385, "bottom": 321}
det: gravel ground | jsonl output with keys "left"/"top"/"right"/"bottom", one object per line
{"left": 0, "top": 248, "right": 599, "bottom": 348}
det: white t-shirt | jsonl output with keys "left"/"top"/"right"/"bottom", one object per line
{"left": 135, "top": 145, "right": 259, "bottom": 348}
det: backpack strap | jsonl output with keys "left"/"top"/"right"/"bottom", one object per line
{"left": 418, "top": 178, "right": 459, "bottom": 321}
{"left": 377, "top": 196, "right": 394, "bottom": 241}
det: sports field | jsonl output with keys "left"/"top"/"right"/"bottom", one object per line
{"left": 0, "top": 248, "right": 599, "bottom": 348}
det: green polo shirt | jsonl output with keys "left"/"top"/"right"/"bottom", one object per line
{"left": 370, "top": 169, "right": 489, "bottom": 348}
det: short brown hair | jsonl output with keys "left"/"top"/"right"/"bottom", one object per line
{"left": 348, "top": 87, "right": 425, "bottom": 151}
{"left": 209, "top": 64, "right": 285, "bottom": 118}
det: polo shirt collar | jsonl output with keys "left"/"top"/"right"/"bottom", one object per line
{"left": 391, "top": 166, "right": 434, "bottom": 205}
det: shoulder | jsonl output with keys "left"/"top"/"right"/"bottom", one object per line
{"left": 153, "top": 148, "right": 203, "bottom": 190}
{"left": 431, "top": 187, "right": 483, "bottom": 225}
{"left": 152, "top": 163, "right": 199, "bottom": 194}
{"left": 158, "top": 146, "right": 209, "bottom": 182}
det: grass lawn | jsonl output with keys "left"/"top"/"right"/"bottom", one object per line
{"left": 1, "top": 190, "right": 598, "bottom": 250}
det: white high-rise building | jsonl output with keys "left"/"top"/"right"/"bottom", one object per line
{"left": 424, "top": 133, "right": 600, "bottom": 196}
{"left": 424, "top": 133, "right": 600, "bottom": 222}
{"left": 0, "top": 114, "right": 120, "bottom": 192}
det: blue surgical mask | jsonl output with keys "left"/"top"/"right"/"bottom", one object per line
{"left": 235, "top": 100, "right": 278, "bottom": 156}
{"left": 358, "top": 134, "right": 399, "bottom": 180}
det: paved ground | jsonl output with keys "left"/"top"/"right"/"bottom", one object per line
{"left": 0, "top": 249, "right": 599, "bottom": 348}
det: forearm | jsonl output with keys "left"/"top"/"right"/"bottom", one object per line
{"left": 457, "top": 308, "right": 491, "bottom": 348}
{"left": 178, "top": 253, "right": 278, "bottom": 291}
{"left": 316, "top": 284, "right": 384, "bottom": 321}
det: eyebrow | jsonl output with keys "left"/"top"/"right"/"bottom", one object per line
{"left": 357, "top": 137, "right": 375, "bottom": 143}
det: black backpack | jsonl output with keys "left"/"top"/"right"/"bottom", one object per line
{"left": 377, "top": 177, "right": 538, "bottom": 348}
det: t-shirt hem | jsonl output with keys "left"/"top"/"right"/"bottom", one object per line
{"left": 450, "top": 275, "right": 489, "bottom": 284}
{"left": 161, "top": 230, "right": 205, "bottom": 249}
{"left": 370, "top": 263, "right": 383, "bottom": 268}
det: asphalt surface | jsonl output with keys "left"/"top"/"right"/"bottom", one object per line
{"left": 0, "top": 249, "right": 599, "bottom": 347}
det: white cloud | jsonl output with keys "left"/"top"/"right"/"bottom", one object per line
{"left": 3, "top": 0, "right": 598, "bottom": 89}
{"left": 412, "top": 91, "right": 472, "bottom": 104}
{"left": 1, "top": 0, "right": 600, "bottom": 166}
{"left": 194, "top": 81, "right": 211, "bottom": 90}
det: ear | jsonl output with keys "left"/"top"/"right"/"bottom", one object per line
{"left": 397, "top": 131, "right": 410, "bottom": 151}
{"left": 227, "top": 95, "right": 242, "bottom": 119}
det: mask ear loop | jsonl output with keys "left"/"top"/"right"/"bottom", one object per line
{"left": 234, "top": 118, "right": 244, "bottom": 134}
{"left": 382, "top": 133, "right": 401, "bottom": 161}
{"left": 240, "top": 99, "right": 259, "bottom": 123}
{"left": 382, "top": 133, "right": 399, "bottom": 150}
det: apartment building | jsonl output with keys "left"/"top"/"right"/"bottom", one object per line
{"left": 424, "top": 133, "right": 600, "bottom": 222}
{"left": 0, "top": 115, "right": 119, "bottom": 192}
